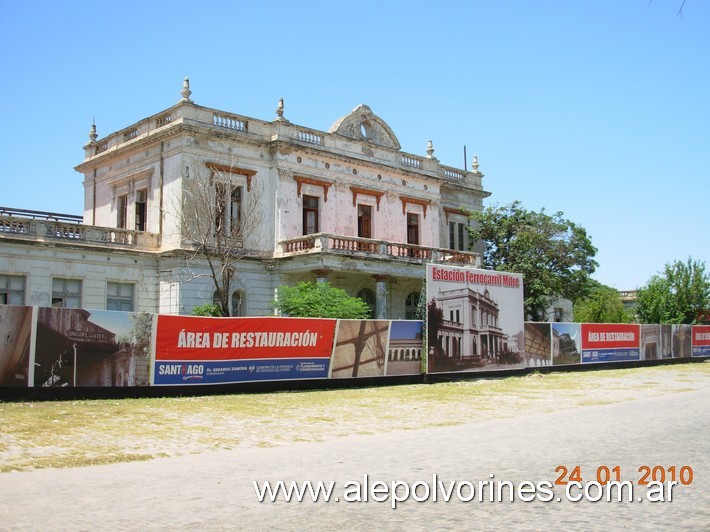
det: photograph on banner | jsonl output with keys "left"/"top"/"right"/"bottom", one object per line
{"left": 581, "top": 323, "right": 640, "bottom": 363}
{"left": 672, "top": 324, "right": 692, "bottom": 358}
{"left": 660, "top": 325, "right": 673, "bottom": 359}
{"left": 0, "top": 305, "right": 33, "bottom": 387}
{"left": 640, "top": 324, "right": 662, "bottom": 360}
{"left": 330, "top": 320, "right": 390, "bottom": 378}
{"left": 426, "top": 264, "right": 524, "bottom": 373}
{"left": 385, "top": 320, "right": 424, "bottom": 376}
{"left": 34, "top": 308, "right": 153, "bottom": 387}
{"left": 154, "top": 315, "right": 336, "bottom": 385}
{"left": 524, "top": 322, "right": 552, "bottom": 368}
{"left": 691, "top": 325, "right": 710, "bottom": 357}
{"left": 551, "top": 323, "right": 581, "bottom": 365}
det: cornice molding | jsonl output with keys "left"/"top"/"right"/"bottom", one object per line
{"left": 293, "top": 175, "right": 334, "bottom": 202}
{"left": 400, "top": 195, "right": 432, "bottom": 218}
{"left": 350, "top": 186, "right": 385, "bottom": 210}
{"left": 206, "top": 162, "right": 257, "bottom": 191}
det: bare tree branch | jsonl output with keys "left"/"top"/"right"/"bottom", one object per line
{"left": 168, "top": 159, "right": 266, "bottom": 316}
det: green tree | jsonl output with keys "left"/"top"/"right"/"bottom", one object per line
{"left": 273, "top": 281, "right": 370, "bottom": 319}
{"left": 573, "top": 282, "right": 632, "bottom": 323}
{"left": 427, "top": 300, "right": 443, "bottom": 356}
{"left": 116, "top": 312, "right": 154, "bottom": 356}
{"left": 191, "top": 303, "right": 223, "bottom": 317}
{"left": 467, "top": 201, "right": 598, "bottom": 321}
{"left": 635, "top": 258, "right": 710, "bottom": 324}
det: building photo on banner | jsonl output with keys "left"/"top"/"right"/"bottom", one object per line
{"left": 0, "top": 306, "right": 152, "bottom": 388}
{"left": 328, "top": 319, "right": 425, "bottom": 379}
{"left": 523, "top": 322, "right": 707, "bottom": 368}
{"left": 426, "top": 263, "right": 525, "bottom": 373}
{"left": 0, "top": 303, "right": 709, "bottom": 389}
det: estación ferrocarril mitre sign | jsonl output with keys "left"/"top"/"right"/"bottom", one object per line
{"left": 430, "top": 265, "right": 521, "bottom": 288}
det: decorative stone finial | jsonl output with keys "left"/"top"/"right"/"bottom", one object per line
{"left": 276, "top": 98, "right": 285, "bottom": 120}
{"left": 181, "top": 77, "right": 192, "bottom": 102}
{"left": 88, "top": 121, "right": 98, "bottom": 143}
{"left": 426, "top": 140, "right": 435, "bottom": 158}
{"left": 472, "top": 154, "right": 480, "bottom": 172}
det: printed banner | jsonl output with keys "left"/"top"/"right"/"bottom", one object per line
{"left": 426, "top": 264, "right": 525, "bottom": 373}
{"left": 581, "top": 323, "right": 640, "bottom": 363}
{"left": 153, "top": 315, "right": 336, "bottom": 385}
{"left": 692, "top": 325, "right": 710, "bottom": 356}
{"left": 33, "top": 308, "right": 153, "bottom": 387}
{"left": 386, "top": 321, "right": 424, "bottom": 376}
{"left": 552, "top": 323, "right": 581, "bottom": 365}
{"left": 329, "top": 320, "right": 391, "bottom": 379}
{"left": 524, "top": 322, "right": 552, "bottom": 367}
{"left": 0, "top": 306, "right": 33, "bottom": 387}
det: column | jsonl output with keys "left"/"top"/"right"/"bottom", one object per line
{"left": 372, "top": 274, "right": 389, "bottom": 319}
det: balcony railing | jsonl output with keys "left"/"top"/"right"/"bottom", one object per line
{"left": 0, "top": 214, "right": 159, "bottom": 250}
{"left": 279, "top": 233, "right": 480, "bottom": 266}
{"left": 0, "top": 206, "right": 83, "bottom": 224}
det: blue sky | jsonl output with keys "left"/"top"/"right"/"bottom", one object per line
{"left": 1, "top": 1, "right": 708, "bottom": 291}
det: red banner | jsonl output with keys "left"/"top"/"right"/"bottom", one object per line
{"left": 692, "top": 325, "right": 710, "bottom": 356}
{"left": 155, "top": 315, "right": 336, "bottom": 361}
{"left": 581, "top": 323, "right": 640, "bottom": 350}
{"left": 693, "top": 325, "right": 710, "bottom": 346}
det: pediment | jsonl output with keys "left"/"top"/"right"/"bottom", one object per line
{"left": 328, "top": 104, "right": 401, "bottom": 150}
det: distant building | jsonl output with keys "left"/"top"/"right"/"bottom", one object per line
{"left": 0, "top": 79, "right": 489, "bottom": 318}
{"left": 619, "top": 289, "right": 638, "bottom": 316}
{"left": 543, "top": 297, "right": 573, "bottom": 323}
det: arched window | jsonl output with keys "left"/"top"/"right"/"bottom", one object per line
{"left": 405, "top": 291, "right": 420, "bottom": 320}
{"left": 231, "top": 290, "right": 244, "bottom": 317}
{"left": 357, "top": 288, "right": 375, "bottom": 318}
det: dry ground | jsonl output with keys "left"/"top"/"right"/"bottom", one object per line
{"left": 1, "top": 361, "right": 708, "bottom": 472}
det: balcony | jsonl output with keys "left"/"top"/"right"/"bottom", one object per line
{"left": 0, "top": 213, "right": 160, "bottom": 251}
{"left": 440, "top": 319, "right": 464, "bottom": 331}
{"left": 278, "top": 233, "right": 480, "bottom": 266}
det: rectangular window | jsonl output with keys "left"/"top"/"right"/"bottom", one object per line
{"left": 303, "top": 195, "right": 319, "bottom": 235}
{"left": 52, "top": 278, "right": 82, "bottom": 308}
{"left": 554, "top": 308, "right": 564, "bottom": 322}
{"left": 230, "top": 186, "right": 242, "bottom": 233}
{"left": 448, "top": 221, "right": 466, "bottom": 251}
{"left": 107, "top": 282, "right": 135, "bottom": 312}
{"left": 0, "top": 274, "right": 26, "bottom": 305}
{"left": 117, "top": 195, "right": 128, "bottom": 229}
{"left": 231, "top": 291, "right": 244, "bottom": 317}
{"left": 357, "top": 204, "right": 372, "bottom": 239}
{"left": 406, "top": 213, "right": 419, "bottom": 245}
{"left": 215, "top": 183, "right": 227, "bottom": 234}
{"left": 215, "top": 183, "right": 242, "bottom": 235}
{"left": 135, "top": 189, "right": 147, "bottom": 232}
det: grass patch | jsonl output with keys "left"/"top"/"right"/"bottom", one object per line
{"left": 1, "top": 364, "right": 708, "bottom": 472}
